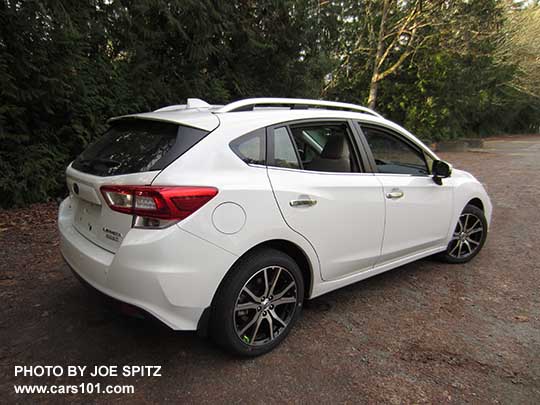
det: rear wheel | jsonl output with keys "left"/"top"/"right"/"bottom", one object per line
{"left": 439, "top": 204, "right": 487, "bottom": 263}
{"left": 210, "top": 249, "right": 304, "bottom": 356}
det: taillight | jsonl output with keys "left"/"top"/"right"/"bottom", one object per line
{"left": 100, "top": 186, "right": 218, "bottom": 226}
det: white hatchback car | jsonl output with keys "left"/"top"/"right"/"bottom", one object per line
{"left": 59, "top": 98, "right": 491, "bottom": 356}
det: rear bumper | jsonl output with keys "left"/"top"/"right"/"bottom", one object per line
{"left": 58, "top": 198, "right": 238, "bottom": 330}
{"left": 67, "top": 262, "right": 154, "bottom": 321}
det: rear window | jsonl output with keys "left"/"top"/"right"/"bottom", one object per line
{"left": 72, "top": 120, "right": 209, "bottom": 176}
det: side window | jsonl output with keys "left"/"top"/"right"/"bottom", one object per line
{"left": 272, "top": 127, "right": 300, "bottom": 169}
{"left": 289, "top": 123, "right": 359, "bottom": 173}
{"left": 230, "top": 128, "right": 266, "bottom": 165}
{"left": 361, "top": 126, "right": 429, "bottom": 176}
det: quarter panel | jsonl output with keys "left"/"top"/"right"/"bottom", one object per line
{"left": 151, "top": 131, "right": 322, "bottom": 291}
{"left": 445, "top": 169, "right": 493, "bottom": 243}
{"left": 111, "top": 226, "right": 238, "bottom": 309}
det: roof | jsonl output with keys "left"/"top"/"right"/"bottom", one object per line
{"left": 106, "top": 98, "right": 435, "bottom": 158}
{"left": 108, "top": 97, "right": 384, "bottom": 132}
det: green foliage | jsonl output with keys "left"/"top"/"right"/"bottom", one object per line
{"left": 324, "top": 0, "right": 540, "bottom": 141}
{"left": 0, "top": 0, "right": 538, "bottom": 207}
{"left": 0, "top": 0, "right": 337, "bottom": 207}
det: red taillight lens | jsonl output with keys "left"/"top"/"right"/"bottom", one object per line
{"left": 100, "top": 186, "right": 218, "bottom": 220}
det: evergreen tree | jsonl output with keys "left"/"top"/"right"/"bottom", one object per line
{"left": 0, "top": 0, "right": 538, "bottom": 207}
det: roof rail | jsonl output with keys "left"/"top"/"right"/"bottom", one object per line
{"left": 215, "top": 98, "right": 382, "bottom": 118}
{"left": 154, "top": 98, "right": 211, "bottom": 112}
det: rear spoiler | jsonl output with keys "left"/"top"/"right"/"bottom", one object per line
{"left": 108, "top": 110, "right": 219, "bottom": 132}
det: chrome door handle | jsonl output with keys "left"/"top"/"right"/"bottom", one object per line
{"left": 289, "top": 199, "right": 317, "bottom": 207}
{"left": 386, "top": 190, "right": 404, "bottom": 199}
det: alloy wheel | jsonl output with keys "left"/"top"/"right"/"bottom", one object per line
{"left": 448, "top": 213, "right": 484, "bottom": 259}
{"left": 233, "top": 266, "right": 297, "bottom": 346}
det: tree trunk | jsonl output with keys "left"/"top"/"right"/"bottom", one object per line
{"left": 367, "top": 0, "right": 391, "bottom": 110}
{"left": 367, "top": 80, "right": 379, "bottom": 110}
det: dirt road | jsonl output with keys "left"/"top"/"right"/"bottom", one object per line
{"left": 1, "top": 136, "right": 539, "bottom": 403}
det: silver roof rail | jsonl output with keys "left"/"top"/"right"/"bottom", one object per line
{"left": 154, "top": 98, "right": 212, "bottom": 112}
{"left": 215, "top": 97, "right": 383, "bottom": 118}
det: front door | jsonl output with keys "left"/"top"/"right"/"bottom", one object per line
{"left": 359, "top": 124, "right": 454, "bottom": 265}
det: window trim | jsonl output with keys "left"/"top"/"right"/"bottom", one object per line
{"left": 356, "top": 123, "right": 432, "bottom": 177}
{"left": 266, "top": 119, "right": 366, "bottom": 174}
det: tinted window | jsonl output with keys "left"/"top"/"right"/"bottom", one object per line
{"left": 272, "top": 127, "right": 300, "bottom": 169}
{"left": 289, "top": 123, "right": 358, "bottom": 173}
{"left": 230, "top": 128, "right": 265, "bottom": 165}
{"left": 72, "top": 120, "right": 208, "bottom": 176}
{"left": 362, "top": 126, "right": 428, "bottom": 175}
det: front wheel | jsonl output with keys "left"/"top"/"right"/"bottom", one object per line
{"left": 210, "top": 249, "right": 304, "bottom": 356}
{"left": 439, "top": 204, "right": 488, "bottom": 264}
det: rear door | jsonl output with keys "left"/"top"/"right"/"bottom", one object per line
{"left": 67, "top": 119, "right": 210, "bottom": 252}
{"left": 266, "top": 120, "right": 385, "bottom": 281}
{"left": 358, "top": 124, "right": 454, "bottom": 264}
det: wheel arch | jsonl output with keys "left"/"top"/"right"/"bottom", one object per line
{"left": 442, "top": 172, "right": 492, "bottom": 252}
{"left": 466, "top": 197, "right": 484, "bottom": 212}
{"left": 197, "top": 238, "right": 314, "bottom": 337}
{"left": 218, "top": 239, "right": 313, "bottom": 301}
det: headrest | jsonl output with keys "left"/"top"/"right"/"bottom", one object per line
{"left": 321, "top": 136, "right": 347, "bottom": 159}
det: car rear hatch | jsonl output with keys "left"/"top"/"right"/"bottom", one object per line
{"left": 67, "top": 114, "right": 218, "bottom": 253}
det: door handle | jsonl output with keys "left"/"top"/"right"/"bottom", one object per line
{"left": 386, "top": 189, "right": 404, "bottom": 199}
{"left": 289, "top": 199, "right": 317, "bottom": 207}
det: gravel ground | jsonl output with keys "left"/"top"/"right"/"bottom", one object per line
{"left": 1, "top": 136, "right": 539, "bottom": 404}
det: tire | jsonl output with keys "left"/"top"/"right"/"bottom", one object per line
{"left": 210, "top": 248, "right": 304, "bottom": 357}
{"left": 438, "top": 204, "right": 488, "bottom": 264}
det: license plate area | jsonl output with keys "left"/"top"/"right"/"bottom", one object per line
{"left": 73, "top": 198, "right": 102, "bottom": 240}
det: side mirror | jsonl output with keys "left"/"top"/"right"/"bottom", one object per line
{"left": 432, "top": 160, "right": 452, "bottom": 185}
